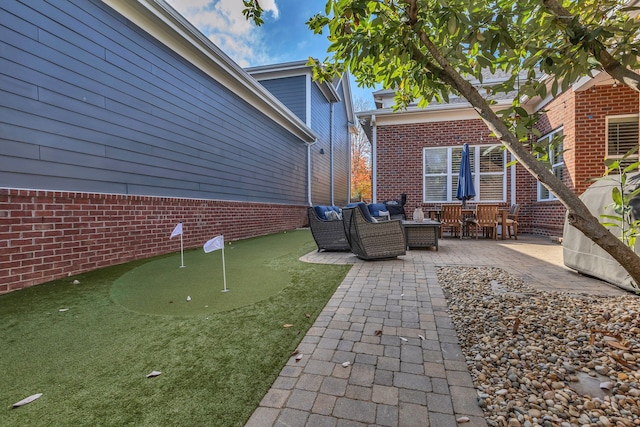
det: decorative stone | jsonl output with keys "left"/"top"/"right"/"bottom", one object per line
{"left": 436, "top": 266, "right": 640, "bottom": 427}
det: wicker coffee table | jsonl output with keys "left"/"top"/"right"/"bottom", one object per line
{"left": 401, "top": 220, "right": 440, "bottom": 250}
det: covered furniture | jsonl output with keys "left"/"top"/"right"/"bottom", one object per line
{"left": 440, "top": 204, "right": 463, "bottom": 238}
{"left": 308, "top": 206, "right": 350, "bottom": 251}
{"left": 342, "top": 203, "right": 406, "bottom": 260}
{"left": 564, "top": 173, "right": 640, "bottom": 290}
{"left": 467, "top": 204, "right": 499, "bottom": 239}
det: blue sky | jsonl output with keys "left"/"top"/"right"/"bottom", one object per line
{"left": 166, "top": 0, "right": 375, "bottom": 107}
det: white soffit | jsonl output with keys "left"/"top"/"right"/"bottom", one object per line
{"left": 360, "top": 101, "right": 512, "bottom": 126}
{"left": 101, "top": 0, "right": 317, "bottom": 144}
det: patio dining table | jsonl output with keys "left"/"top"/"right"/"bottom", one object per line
{"left": 427, "top": 206, "right": 510, "bottom": 239}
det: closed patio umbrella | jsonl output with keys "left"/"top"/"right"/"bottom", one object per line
{"left": 456, "top": 143, "right": 476, "bottom": 208}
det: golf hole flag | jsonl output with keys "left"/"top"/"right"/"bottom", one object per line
{"left": 203, "top": 235, "right": 228, "bottom": 292}
{"left": 203, "top": 235, "right": 224, "bottom": 253}
{"left": 170, "top": 223, "right": 183, "bottom": 238}
{"left": 170, "top": 222, "right": 185, "bottom": 268}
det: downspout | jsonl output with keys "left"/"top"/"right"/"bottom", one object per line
{"left": 307, "top": 144, "right": 313, "bottom": 206}
{"left": 510, "top": 152, "right": 516, "bottom": 206}
{"left": 306, "top": 73, "right": 313, "bottom": 206}
{"left": 330, "top": 102, "right": 335, "bottom": 205}
{"left": 371, "top": 114, "right": 377, "bottom": 203}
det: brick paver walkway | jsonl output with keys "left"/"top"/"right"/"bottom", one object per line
{"left": 245, "top": 235, "right": 627, "bottom": 427}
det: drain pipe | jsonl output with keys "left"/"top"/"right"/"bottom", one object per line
{"left": 307, "top": 142, "right": 314, "bottom": 206}
{"left": 330, "top": 102, "right": 335, "bottom": 205}
{"left": 371, "top": 114, "right": 377, "bottom": 203}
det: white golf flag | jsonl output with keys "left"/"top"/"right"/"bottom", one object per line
{"left": 203, "top": 235, "right": 224, "bottom": 253}
{"left": 170, "top": 223, "right": 183, "bottom": 238}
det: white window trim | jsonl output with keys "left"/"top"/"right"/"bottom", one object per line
{"left": 606, "top": 114, "right": 639, "bottom": 160}
{"left": 423, "top": 144, "right": 506, "bottom": 203}
{"left": 537, "top": 127, "right": 564, "bottom": 202}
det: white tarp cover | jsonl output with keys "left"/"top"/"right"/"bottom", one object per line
{"left": 563, "top": 173, "right": 640, "bottom": 289}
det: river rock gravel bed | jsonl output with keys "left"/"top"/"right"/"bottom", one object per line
{"left": 436, "top": 266, "right": 640, "bottom": 427}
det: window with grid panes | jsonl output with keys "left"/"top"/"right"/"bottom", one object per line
{"left": 537, "top": 128, "right": 564, "bottom": 201}
{"left": 607, "top": 115, "right": 639, "bottom": 169}
{"left": 423, "top": 145, "right": 505, "bottom": 203}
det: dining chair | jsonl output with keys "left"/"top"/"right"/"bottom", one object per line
{"left": 440, "top": 204, "right": 463, "bottom": 238}
{"left": 467, "top": 204, "right": 499, "bottom": 239}
{"left": 505, "top": 204, "right": 520, "bottom": 239}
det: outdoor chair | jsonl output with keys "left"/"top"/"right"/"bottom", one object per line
{"left": 308, "top": 207, "right": 350, "bottom": 252}
{"left": 342, "top": 203, "right": 406, "bottom": 260}
{"left": 467, "top": 204, "right": 499, "bottom": 239}
{"left": 505, "top": 204, "right": 520, "bottom": 239}
{"left": 440, "top": 204, "right": 463, "bottom": 238}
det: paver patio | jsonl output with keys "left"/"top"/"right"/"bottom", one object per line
{"left": 245, "top": 235, "right": 627, "bottom": 427}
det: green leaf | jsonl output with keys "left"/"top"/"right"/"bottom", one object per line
{"left": 612, "top": 187, "right": 623, "bottom": 205}
{"left": 476, "top": 55, "right": 492, "bottom": 68}
{"left": 447, "top": 15, "right": 458, "bottom": 35}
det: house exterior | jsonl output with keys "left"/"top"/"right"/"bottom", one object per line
{"left": 357, "top": 72, "right": 640, "bottom": 237}
{"left": 0, "top": 0, "right": 354, "bottom": 293}
{"left": 246, "top": 61, "right": 353, "bottom": 207}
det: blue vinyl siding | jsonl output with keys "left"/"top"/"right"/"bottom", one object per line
{"left": 332, "top": 93, "right": 350, "bottom": 206}
{"left": 258, "top": 76, "right": 307, "bottom": 123}
{"left": 0, "top": 0, "right": 307, "bottom": 204}
{"left": 309, "top": 83, "right": 332, "bottom": 204}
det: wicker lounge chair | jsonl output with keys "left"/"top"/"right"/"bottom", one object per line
{"left": 342, "top": 203, "right": 406, "bottom": 260}
{"left": 308, "top": 207, "right": 350, "bottom": 251}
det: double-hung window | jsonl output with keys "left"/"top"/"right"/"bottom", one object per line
{"left": 537, "top": 128, "right": 564, "bottom": 201}
{"left": 423, "top": 144, "right": 505, "bottom": 203}
{"left": 607, "top": 115, "right": 639, "bottom": 169}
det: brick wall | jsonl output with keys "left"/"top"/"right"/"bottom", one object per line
{"left": 375, "top": 118, "right": 517, "bottom": 217}
{"left": 377, "top": 119, "right": 501, "bottom": 204}
{"left": 0, "top": 189, "right": 308, "bottom": 294}
{"left": 574, "top": 85, "right": 639, "bottom": 193}
{"left": 374, "top": 85, "right": 640, "bottom": 238}
{"left": 532, "top": 85, "right": 640, "bottom": 237}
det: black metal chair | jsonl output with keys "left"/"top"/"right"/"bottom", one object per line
{"left": 383, "top": 193, "right": 407, "bottom": 220}
{"left": 342, "top": 203, "right": 406, "bottom": 260}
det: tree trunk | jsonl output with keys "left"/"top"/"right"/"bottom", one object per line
{"left": 416, "top": 29, "right": 640, "bottom": 289}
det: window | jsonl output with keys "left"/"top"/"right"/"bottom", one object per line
{"left": 537, "top": 128, "right": 564, "bottom": 201}
{"left": 607, "top": 115, "right": 639, "bottom": 168}
{"left": 423, "top": 145, "right": 505, "bottom": 203}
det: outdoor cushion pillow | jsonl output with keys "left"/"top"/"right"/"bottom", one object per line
{"left": 354, "top": 202, "right": 375, "bottom": 222}
{"left": 313, "top": 205, "right": 327, "bottom": 219}
{"left": 368, "top": 203, "right": 389, "bottom": 218}
{"left": 325, "top": 210, "right": 339, "bottom": 221}
{"left": 328, "top": 206, "right": 343, "bottom": 219}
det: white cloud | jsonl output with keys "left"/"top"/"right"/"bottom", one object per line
{"left": 166, "top": 0, "right": 280, "bottom": 66}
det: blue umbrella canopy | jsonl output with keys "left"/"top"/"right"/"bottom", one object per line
{"left": 456, "top": 143, "right": 476, "bottom": 207}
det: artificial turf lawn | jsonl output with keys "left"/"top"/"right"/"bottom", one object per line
{"left": 112, "top": 231, "right": 308, "bottom": 315}
{"left": 0, "top": 229, "right": 350, "bottom": 427}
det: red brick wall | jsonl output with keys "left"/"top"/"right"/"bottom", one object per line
{"left": 0, "top": 189, "right": 307, "bottom": 294}
{"left": 532, "top": 85, "right": 640, "bottom": 237}
{"left": 574, "top": 85, "right": 639, "bottom": 192}
{"left": 375, "top": 118, "right": 514, "bottom": 210}
{"left": 376, "top": 119, "right": 499, "bottom": 206}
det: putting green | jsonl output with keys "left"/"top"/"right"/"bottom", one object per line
{"left": 111, "top": 230, "right": 313, "bottom": 316}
